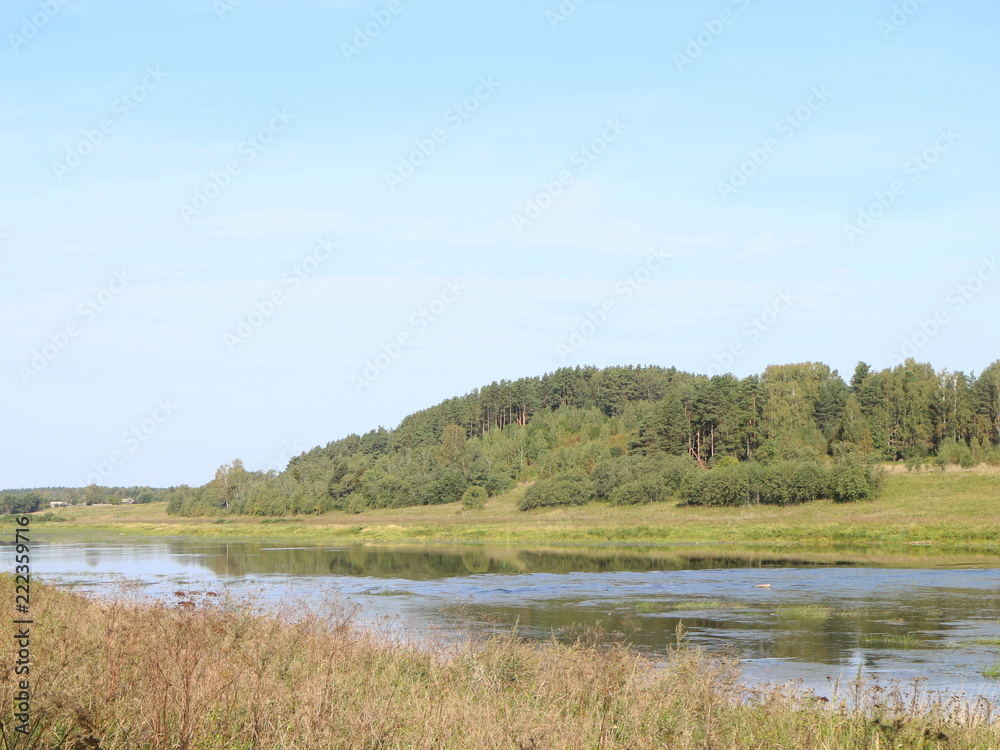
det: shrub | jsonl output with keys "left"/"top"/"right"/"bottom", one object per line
{"left": 609, "top": 474, "right": 672, "bottom": 506}
{"left": 461, "top": 486, "right": 488, "bottom": 509}
{"left": 518, "top": 473, "right": 593, "bottom": 511}
{"left": 829, "top": 460, "right": 883, "bottom": 502}
{"left": 680, "top": 461, "right": 857, "bottom": 506}
{"left": 427, "top": 468, "right": 467, "bottom": 505}
{"left": 593, "top": 455, "right": 696, "bottom": 501}
{"left": 483, "top": 472, "right": 513, "bottom": 497}
{"left": 680, "top": 465, "right": 750, "bottom": 506}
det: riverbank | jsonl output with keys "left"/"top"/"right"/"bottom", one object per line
{"left": 27, "top": 470, "right": 1000, "bottom": 554}
{"left": 4, "top": 578, "right": 998, "bottom": 749}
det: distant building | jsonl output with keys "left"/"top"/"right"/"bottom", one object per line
{"left": 49, "top": 501, "right": 69, "bottom": 508}
{"left": 121, "top": 497, "right": 135, "bottom": 504}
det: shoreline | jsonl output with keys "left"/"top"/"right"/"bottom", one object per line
{"left": 17, "top": 471, "right": 1000, "bottom": 565}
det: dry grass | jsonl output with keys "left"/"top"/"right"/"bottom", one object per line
{"left": 3, "top": 578, "right": 1000, "bottom": 749}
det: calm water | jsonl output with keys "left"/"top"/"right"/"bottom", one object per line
{"left": 13, "top": 538, "right": 1000, "bottom": 700}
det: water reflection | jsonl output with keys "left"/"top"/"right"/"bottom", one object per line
{"left": 32, "top": 539, "right": 981, "bottom": 579}
{"left": 12, "top": 539, "right": 1000, "bottom": 699}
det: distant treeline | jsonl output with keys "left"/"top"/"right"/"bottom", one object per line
{"left": 158, "top": 359, "right": 999, "bottom": 517}
{"left": 0, "top": 486, "right": 171, "bottom": 514}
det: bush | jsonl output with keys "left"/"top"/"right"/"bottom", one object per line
{"left": 592, "top": 455, "right": 696, "bottom": 501}
{"left": 796, "top": 463, "right": 828, "bottom": 502}
{"left": 679, "top": 461, "right": 862, "bottom": 506}
{"left": 427, "top": 468, "right": 467, "bottom": 505}
{"left": 461, "top": 486, "right": 488, "bottom": 509}
{"left": 518, "top": 473, "right": 593, "bottom": 511}
{"left": 483, "top": 472, "right": 513, "bottom": 497}
{"left": 829, "top": 461, "right": 883, "bottom": 502}
{"left": 609, "top": 474, "right": 672, "bottom": 506}
{"left": 680, "top": 465, "right": 750, "bottom": 506}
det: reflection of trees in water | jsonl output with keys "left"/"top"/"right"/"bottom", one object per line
{"left": 166, "top": 541, "right": 836, "bottom": 579}
{"left": 171, "top": 541, "right": 848, "bottom": 580}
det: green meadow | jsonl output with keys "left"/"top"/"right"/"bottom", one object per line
{"left": 29, "top": 468, "right": 1000, "bottom": 562}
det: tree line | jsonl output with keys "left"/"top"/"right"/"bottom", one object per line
{"left": 0, "top": 485, "right": 165, "bottom": 514}
{"left": 158, "top": 358, "right": 999, "bottom": 517}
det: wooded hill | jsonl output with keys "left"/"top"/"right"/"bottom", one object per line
{"left": 160, "top": 359, "right": 1000, "bottom": 517}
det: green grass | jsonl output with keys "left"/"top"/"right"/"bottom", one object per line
{"left": 983, "top": 663, "right": 1000, "bottom": 679}
{"left": 838, "top": 608, "right": 898, "bottom": 620}
{"left": 862, "top": 633, "right": 923, "bottom": 649}
{"left": 369, "top": 587, "right": 413, "bottom": 596}
{"left": 673, "top": 600, "right": 745, "bottom": 611}
{"left": 942, "top": 637, "right": 1000, "bottom": 649}
{"left": 21, "top": 469, "right": 1000, "bottom": 559}
{"left": 776, "top": 604, "right": 833, "bottom": 620}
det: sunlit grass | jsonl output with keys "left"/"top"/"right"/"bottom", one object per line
{"left": 369, "top": 587, "right": 412, "bottom": 596}
{"left": 862, "top": 633, "right": 923, "bottom": 649}
{"left": 776, "top": 604, "right": 833, "bottom": 620}
{"left": 25, "top": 470, "right": 1000, "bottom": 560}
{"left": 839, "top": 608, "right": 898, "bottom": 620}
{"left": 672, "top": 600, "right": 745, "bottom": 611}
{"left": 941, "top": 637, "right": 1000, "bottom": 649}
{"left": 983, "top": 663, "right": 1000, "bottom": 679}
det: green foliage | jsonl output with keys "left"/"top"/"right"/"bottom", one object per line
{"left": 0, "top": 492, "right": 42, "bottom": 514}
{"left": 146, "top": 359, "right": 999, "bottom": 517}
{"left": 461, "top": 485, "right": 488, "bottom": 509}
{"left": 678, "top": 460, "right": 881, "bottom": 506}
{"left": 829, "top": 460, "right": 883, "bottom": 502}
{"left": 608, "top": 474, "right": 674, "bottom": 506}
{"left": 428, "top": 468, "right": 466, "bottom": 505}
{"left": 518, "top": 473, "right": 593, "bottom": 511}
{"left": 482, "top": 472, "right": 513, "bottom": 497}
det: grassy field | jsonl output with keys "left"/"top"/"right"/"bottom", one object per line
{"left": 25, "top": 467, "right": 1000, "bottom": 557}
{"left": 4, "top": 578, "right": 999, "bottom": 750}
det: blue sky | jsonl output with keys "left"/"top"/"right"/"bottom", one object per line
{"left": 2, "top": 0, "right": 998, "bottom": 488}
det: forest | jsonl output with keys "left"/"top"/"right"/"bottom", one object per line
{"left": 8, "top": 359, "right": 998, "bottom": 517}
{"left": 150, "top": 359, "right": 1000, "bottom": 517}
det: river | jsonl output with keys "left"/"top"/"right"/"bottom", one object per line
{"left": 16, "top": 538, "right": 1000, "bottom": 701}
